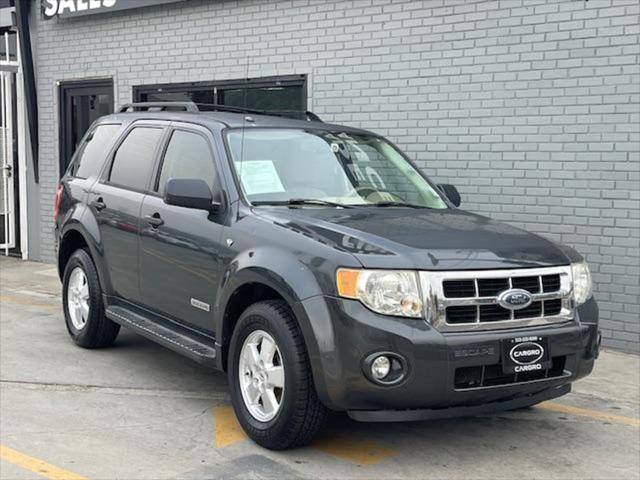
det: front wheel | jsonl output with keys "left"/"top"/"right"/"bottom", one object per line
{"left": 228, "top": 300, "right": 328, "bottom": 450}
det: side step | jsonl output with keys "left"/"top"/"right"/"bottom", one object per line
{"left": 106, "top": 305, "right": 217, "bottom": 368}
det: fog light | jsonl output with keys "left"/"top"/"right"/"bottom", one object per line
{"left": 363, "top": 352, "right": 408, "bottom": 385}
{"left": 371, "top": 356, "right": 391, "bottom": 380}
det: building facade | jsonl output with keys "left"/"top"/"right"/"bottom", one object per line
{"left": 3, "top": 0, "right": 639, "bottom": 351}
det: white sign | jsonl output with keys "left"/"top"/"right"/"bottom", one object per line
{"left": 237, "top": 160, "right": 285, "bottom": 196}
{"left": 42, "top": 0, "right": 188, "bottom": 19}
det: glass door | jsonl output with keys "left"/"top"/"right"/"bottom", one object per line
{"left": 59, "top": 80, "right": 114, "bottom": 176}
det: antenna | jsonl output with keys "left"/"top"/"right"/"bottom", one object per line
{"left": 238, "top": 55, "right": 250, "bottom": 195}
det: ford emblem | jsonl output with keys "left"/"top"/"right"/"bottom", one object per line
{"left": 497, "top": 288, "right": 533, "bottom": 310}
{"left": 509, "top": 342, "right": 544, "bottom": 365}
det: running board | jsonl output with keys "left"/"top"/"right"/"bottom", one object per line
{"left": 106, "top": 305, "right": 217, "bottom": 367}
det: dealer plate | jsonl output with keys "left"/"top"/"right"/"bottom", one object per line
{"left": 502, "top": 336, "right": 551, "bottom": 374}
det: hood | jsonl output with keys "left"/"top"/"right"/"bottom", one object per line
{"left": 255, "top": 207, "right": 573, "bottom": 270}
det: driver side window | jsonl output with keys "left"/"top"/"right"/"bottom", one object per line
{"left": 156, "top": 130, "right": 216, "bottom": 195}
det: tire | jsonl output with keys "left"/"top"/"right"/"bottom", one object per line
{"left": 62, "top": 249, "right": 120, "bottom": 348}
{"left": 228, "top": 300, "right": 328, "bottom": 450}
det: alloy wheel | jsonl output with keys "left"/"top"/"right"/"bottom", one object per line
{"left": 67, "top": 267, "right": 90, "bottom": 330}
{"left": 238, "top": 330, "right": 285, "bottom": 422}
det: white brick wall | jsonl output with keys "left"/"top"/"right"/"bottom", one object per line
{"left": 33, "top": 0, "right": 639, "bottom": 351}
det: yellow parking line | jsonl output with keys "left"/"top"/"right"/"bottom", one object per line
{"left": 0, "top": 294, "right": 59, "bottom": 310}
{"left": 213, "top": 406, "right": 397, "bottom": 465}
{"left": 539, "top": 401, "right": 640, "bottom": 427}
{"left": 0, "top": 445, "right": 87, "bottom": 480}
{"left": 213, "top": 406, "right": 248, "bottom": 448}
{"left": 313, "top": 434, "right": 398, "bottom": 466}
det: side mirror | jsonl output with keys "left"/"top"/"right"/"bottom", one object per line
{"left": 438, "top": 184, "right": 461, "bottom": 207}
{"left": 164, "top": 178, "right": 220, "bottom": 211}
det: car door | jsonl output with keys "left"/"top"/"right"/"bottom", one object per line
{"left": 138, "top": 124, "right": 224, "bottom": 333}
{"left": 87, "top": 123, "right": 166, "bottom": 303}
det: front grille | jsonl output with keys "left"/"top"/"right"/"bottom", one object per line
{"left": 443, "top": 274, "right": 561, "bottom": 299}
{"left": 421, "top": 266, "right": 573, "bottom": 332}
{"left": 545, "top": 298, "right": 562, "bottom": 315}
{"left": 446, "top": 300, "right": 563, "bottom": 324}
{"left": 542, "top": 274, "right": 561, "bottom": 292}
{"left": 477, "top": 278, "right": 510, "bottom": 296}
{"left": 454, "top": 356, "right": 568, "bottom": 390}
{"left": 443, "top": 280, "right": 475, "bottom": 298}
{"left": 446, "top": 306, "right": 477, "bottom": 323}
{"left": 512, "top": 275, "right": 541, "bottom": 293}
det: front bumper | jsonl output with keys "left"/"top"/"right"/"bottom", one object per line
{"left": 298, "top": 295, "right": 599, "bottom": 415}
{"left": 349, "top": 383, "right": 571, "bottom": 422}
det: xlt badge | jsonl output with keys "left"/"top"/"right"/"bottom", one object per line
{"left": 190, "top": 298, "right": 210, "bottom": 312}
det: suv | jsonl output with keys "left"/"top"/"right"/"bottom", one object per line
{"left": 55, "top": 102, "right": 600, "bottom": 450}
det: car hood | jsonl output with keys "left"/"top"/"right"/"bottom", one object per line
{"left": 255, "top": 207, "right": 575, "bottom": 270}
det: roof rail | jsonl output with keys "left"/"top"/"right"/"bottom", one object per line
{"left": 118, "top": 102, "right": 323, "bottom": 122}
{"left": 118, "top": 102, "right": 200, "bottom": 113}
{"left": 193, "top": 103, "right": 268, "bottom": 115}
{"left": 194, "top": 104, "right": 323, "bottom": 122}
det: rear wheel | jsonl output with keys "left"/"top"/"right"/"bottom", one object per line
{"left": 228, "top": 300, "right": 328, "bottom": 449}
{"left": 62, "top": 249, "right": 120, "bottom": 348}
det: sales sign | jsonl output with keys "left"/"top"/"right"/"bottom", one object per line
{"left": 42, "top": 0, "right": 189, "bottom": 19}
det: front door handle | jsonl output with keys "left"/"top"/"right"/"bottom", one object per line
{"left": 90, "top": 198, "right": 106, "bottom": 211}
{"left": 144, "top": 213, "right": 164, "bottom": 228}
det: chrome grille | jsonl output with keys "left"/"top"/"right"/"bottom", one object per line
{"left": 420, "top": 266, "right": 574, "bottom": 332}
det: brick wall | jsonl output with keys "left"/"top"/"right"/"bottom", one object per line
{"left": 33, "top": 0, "right": 639, "bottom": 351}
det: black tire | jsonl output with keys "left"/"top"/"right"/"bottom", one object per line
{"left": 62, "top": 249, "right": 120, "bottom": 348}
{"left": 228, "top": 300, "right": 328, "bottom": 450}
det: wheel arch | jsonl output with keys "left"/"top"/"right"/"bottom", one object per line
{"left": 217, "top": 266, "right": 307, "bottom": 371}
{"left": 57, "top": 222, "right": 111, "bottom": 294}
{"left": 215, "top": 250, "right": 334, "bottom": 405}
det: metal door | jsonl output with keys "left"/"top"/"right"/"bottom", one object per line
{"left": 59, "top": 80, "right": 114, "bottom": 176}
{"left": 0, "top": 70, "right": 15, "bottom": 253}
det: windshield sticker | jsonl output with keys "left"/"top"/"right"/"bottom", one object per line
{"left": 238, "top": 160, "right": 285, "bottom": 196}
{"left": 331, "top": 143, "right": 340, "bottom": 153}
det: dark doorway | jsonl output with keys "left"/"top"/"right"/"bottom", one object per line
{"left": 59, "top": 79, "right": 114, "bottom": 176}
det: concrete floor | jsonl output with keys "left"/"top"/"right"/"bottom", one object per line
{"left": 0, "top": 256, "right": 639, "bottom": 480}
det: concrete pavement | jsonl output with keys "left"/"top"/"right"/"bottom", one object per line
{"left": 1, "top": 256, "right": 639, "bottom": 480}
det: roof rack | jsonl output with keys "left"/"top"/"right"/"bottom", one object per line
{"left": 118, "top": 102, "right": 200, "bottom": 113}
{"left": 118, "top": 102, "right": 323, "bottom": 122}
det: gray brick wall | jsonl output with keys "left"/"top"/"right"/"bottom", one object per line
{"left": 32, "top": 0, "right": 639, "bottom": 352}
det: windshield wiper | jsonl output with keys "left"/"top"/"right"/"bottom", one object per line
{"left": 252, "top": 198, "right": 356, "bottom": 209}
{"left": 368, "top": 201, "right": 431, "bottom": 209}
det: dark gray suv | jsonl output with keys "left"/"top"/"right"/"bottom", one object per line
{"left": 54, "top": 102, "right": 600, "bottom": 449}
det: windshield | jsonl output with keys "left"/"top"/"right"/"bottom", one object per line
{"left": 226, "top": 129, "right": 448, "bottom": 209}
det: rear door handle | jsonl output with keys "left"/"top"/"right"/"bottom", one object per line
{"left": 90, "top": 198, "right": 106, "bottom": 211}
{"left": 144, "top": 213, "right": 164, "bottom": 228}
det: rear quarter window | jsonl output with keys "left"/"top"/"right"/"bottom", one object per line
{"left": 69, "top": 124, "right": 121, "bottom": 179}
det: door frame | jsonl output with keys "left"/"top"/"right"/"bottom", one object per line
{"left": 58, "top": 78, "right": 114, "bottom": 178}
{"left": 1, "top": 70, "right": 16, "bottom": 253}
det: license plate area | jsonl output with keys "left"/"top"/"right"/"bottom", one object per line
{"left": 502, "top": 336, "right": 550, "bottom": 374}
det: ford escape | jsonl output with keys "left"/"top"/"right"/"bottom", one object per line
{"left": 54, "top": 102, "right": 600, "bottom": 449}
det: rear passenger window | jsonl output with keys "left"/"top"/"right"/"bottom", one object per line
{"left": 109, "top": 127, "right": 163, "bottom": 191}
{"left": 70, "top": 124, "right": 120, "bottom": 179}
{"left": 157, "top": 130, "right": 216, "bottom": 195}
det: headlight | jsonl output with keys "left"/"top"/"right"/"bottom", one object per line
{"left": 571, "top": 261, "right": 592, "bottom": 306}
{"left": 336, "top": 268, "right": 423, "bottom": 318}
